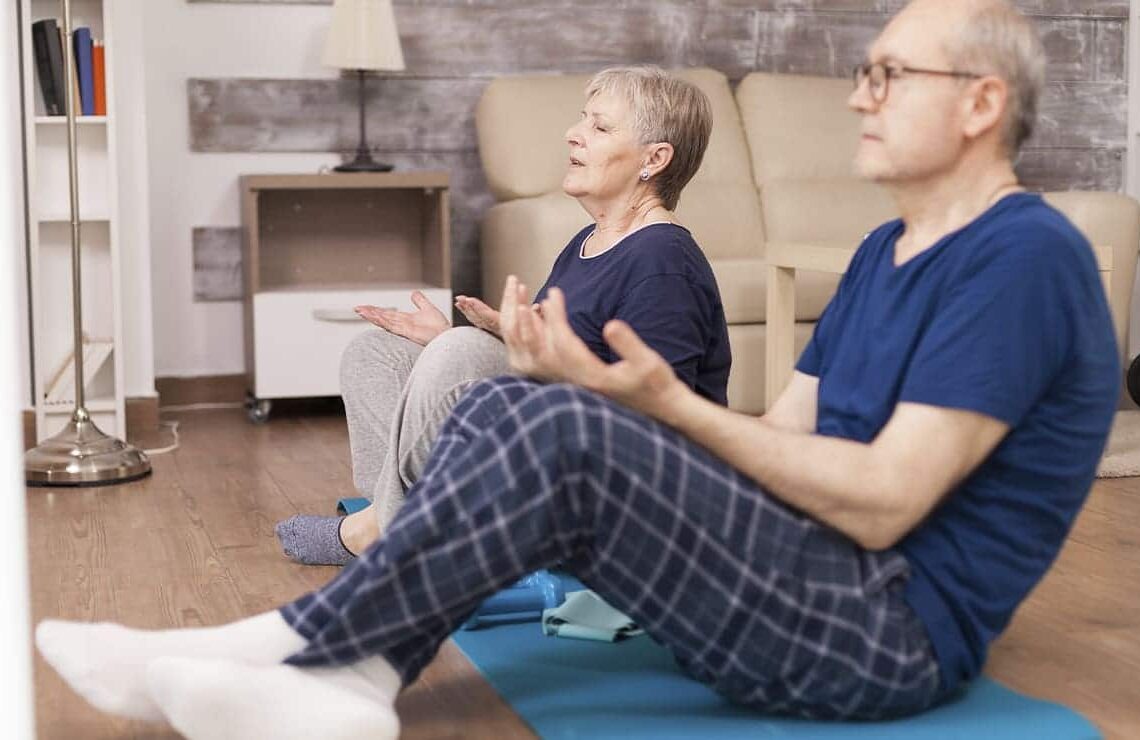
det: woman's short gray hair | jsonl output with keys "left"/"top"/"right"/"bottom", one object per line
{"left": 944, "top": 1, "right": 1045, "bottom": 156}
{"left": 585, "top": 66, "right": 712, "bottom": 211}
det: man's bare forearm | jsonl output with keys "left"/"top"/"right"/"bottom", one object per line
{"left": 659, "top": 390, "right": 907, "bottom": 549}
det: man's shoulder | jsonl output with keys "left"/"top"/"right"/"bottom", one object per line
{"left": 971, "top": 195, "right": 1093, "bottom": 273}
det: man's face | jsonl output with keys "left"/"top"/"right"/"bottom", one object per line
{"left": 849, "top": 3, "right": 976, "bottom": 185}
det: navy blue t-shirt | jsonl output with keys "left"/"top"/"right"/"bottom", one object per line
{"left": 534, "top": 222, "right": 731, "bottom": 405}
{"left": 795, "top": 193, "right": 1119, "bottom": 691}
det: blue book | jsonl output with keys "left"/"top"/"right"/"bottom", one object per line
{"left": 72, "top": 27, "right": 94, "bottom": 116}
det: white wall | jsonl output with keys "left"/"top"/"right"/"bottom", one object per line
{"left": 143, "top": 0, "right": 341, "bottom": 377}
{"left": 109, "top": 2, "right": 156, "bottom": 399}
{"left": 1, "top": 0, "right": 36, "bottom": 735}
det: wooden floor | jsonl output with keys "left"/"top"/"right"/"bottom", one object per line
{"left": 27, "top": 405, "right": 1140, "bottom": 739}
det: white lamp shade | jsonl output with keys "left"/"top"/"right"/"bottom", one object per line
{"left": 322, "top": 0, "right": 406, "bottom": 72}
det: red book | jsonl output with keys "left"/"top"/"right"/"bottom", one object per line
{"left": 92, "top": 41, "right": 106, "bottom": 116}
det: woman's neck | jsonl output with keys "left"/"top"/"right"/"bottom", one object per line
{"left": 583, "top": 198, "right": 673, "bottom": 256}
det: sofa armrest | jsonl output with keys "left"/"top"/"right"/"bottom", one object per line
{"left": 480, "top": 192, "right": 590, "bottom": 303}
{"left": 764, "top": 242, "right": 856, "bottom": 410}
{"left": 1043, "top": 191, "right": 1140, "bottom": 369}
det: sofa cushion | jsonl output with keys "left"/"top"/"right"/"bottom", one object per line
{"left": 480, "top": 192, "right": 591, "bottom": 300}
{"left": 726, "top": 322, "right": 816, "bottom": 415}
{"left": 674, "top": 182, "right": 766, "bottom": 261}
{"left": 736, "top": 72, "right": 860, "bottom": 185}
{"left": 476, "top": 74, "right": 587, "bottom": 202}
{"left": 762, "top": 178, "right": 897, "bottom": 244}
{"left": 476, "top": 68, "right": 755, "bottom": 202}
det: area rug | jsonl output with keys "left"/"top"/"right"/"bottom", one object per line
{"left": 1097, "top": 409, "right": 1140, "bottom": 478}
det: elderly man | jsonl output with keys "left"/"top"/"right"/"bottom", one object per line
{"left": 35, "top": 0, "right": 1118, "bottom": 737}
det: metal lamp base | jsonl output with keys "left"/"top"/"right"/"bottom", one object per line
{"left": 333, "top": 154, "right": 394, "bottom": 173}
{"left": 25, "top": 416, "right": 152, "bottom": 487}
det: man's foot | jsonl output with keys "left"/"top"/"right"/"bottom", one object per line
{"left": 146, "top": 656, "right": 400, "bottom": 740}
{"left": 34, "top": 611, "right": 306, "bottom": 722}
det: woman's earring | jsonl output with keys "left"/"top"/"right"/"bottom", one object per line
{"left": 639, "top": 169, "right": 650, "bottom": 182}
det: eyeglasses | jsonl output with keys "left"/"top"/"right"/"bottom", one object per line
{"left": 852, "top": 62, "right": 982, "bottom": 104}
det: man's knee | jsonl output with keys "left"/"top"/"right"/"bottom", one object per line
{"left": 513, "top": 384, "right": 610, "bottom": 452}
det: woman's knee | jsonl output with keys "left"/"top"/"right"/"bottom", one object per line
{"left": 413, "top": 327, "right": 509, "bottom": 385}
{"left": 339, "top": 329, "right": 420, "bottom": 395}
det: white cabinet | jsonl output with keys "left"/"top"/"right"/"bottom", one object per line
{"left": 19, "top": 0, "right": 125, "bottom": 440}
{"left": 241, "top": 172, "right": 452, "bottom": 421}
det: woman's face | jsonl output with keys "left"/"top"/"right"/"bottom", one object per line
{"left": 562, "top": 91, "right": 646, "bottom": 205}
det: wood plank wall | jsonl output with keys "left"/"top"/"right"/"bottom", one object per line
{"left": 189, "top": 0, "right": 1129, "bottom": 302}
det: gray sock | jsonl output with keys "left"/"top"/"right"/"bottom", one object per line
{"left": 275, "top": 515, "right": 356, "bottom": 566}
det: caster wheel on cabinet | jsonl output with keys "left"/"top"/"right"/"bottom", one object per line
{"left": 246, "top": 396, "right": 272, "bottom": 424}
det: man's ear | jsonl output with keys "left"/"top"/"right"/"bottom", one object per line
{"left": 644, "top": 142, "right": 675, "bottom": 177}
{"left": 962, "top": 76, "right": 1009, "bottom": 144}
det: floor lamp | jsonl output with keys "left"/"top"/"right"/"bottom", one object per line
{"left": 24, "top": 0, "right": 150, "bottom": 486}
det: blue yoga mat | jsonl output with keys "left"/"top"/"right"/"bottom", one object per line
{"left": 336, "top": 497, "right": 370, "bottom": 515}
{"left": 452, "top": 600, "right": 1100, "bottom": 739}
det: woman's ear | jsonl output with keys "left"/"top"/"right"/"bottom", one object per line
{"left": 644, "top": 142, "right": 675, "bottom": 178}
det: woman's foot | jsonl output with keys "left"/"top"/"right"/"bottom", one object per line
{"left": 275, "top": 507, "right": 380, "bottom": 565}
{"left": 339, "top": 506, "right": 382, "bottom": 554}
{"left": 34, "top": 611, "right": 306, "bottom": 722}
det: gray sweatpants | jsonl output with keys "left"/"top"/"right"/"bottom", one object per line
{"left": 339, "top": 326, "right": 512, "bottom": 531}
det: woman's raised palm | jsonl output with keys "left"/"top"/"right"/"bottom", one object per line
{"left": 355, "top": 291, "right": 450, "bottom": 346}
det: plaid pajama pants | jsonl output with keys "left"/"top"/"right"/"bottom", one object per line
{"left": 280, "top": 376, "right": 943, "bottom": 720}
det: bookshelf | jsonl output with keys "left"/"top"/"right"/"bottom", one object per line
{"left": 19, "top": 0, "right": 125, "bottom": 440}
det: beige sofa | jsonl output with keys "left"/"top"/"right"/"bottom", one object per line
{"left": 476, "top": 68, "right": 1140, "bottom": 414}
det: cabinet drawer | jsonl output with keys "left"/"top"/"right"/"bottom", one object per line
{"left": 252, "top": 288, "right": 452, "bottom": 398}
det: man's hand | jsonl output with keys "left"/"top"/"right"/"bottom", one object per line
{"left": 454, "top": 295, "right": 502, "bottom": 337}
{"left": 355, "top": 290, "right": 450, "bottom": 346}
{"left": 499, "top": 275, "right": 691, "bottom": 425}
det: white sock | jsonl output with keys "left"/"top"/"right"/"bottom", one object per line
{"left": 146, "top": 655, "right": 400, "bottom": 740}
{"left": 35, "top": 610, "right": 307, "bottom": 722}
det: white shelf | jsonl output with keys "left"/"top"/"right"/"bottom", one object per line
{"left": 41, "top": 398, "right": 117, "bottom": 413}
{"left": 37, "top": 215, "right": 111, "bottom": 224}
{"left": 22, "top": 0, "right": 125, "bottom": 441}
{"left": 35, "top": 116, "right": 107, "bottom": 125}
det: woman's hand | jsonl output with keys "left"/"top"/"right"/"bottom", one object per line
{"left": 355, "top": 290, "right": 450, "bottom": 346}
{"left": 454, "top": 295, "right": 502, "bottom": 337}
{"left": 501, "top": 275, "right": 567, "bottom": 383}
{"left": 499, "top": 275, "right": 689, "bottom": 424}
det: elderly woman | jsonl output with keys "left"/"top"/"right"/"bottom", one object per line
{"left": 276, "top": 65, "right": 732, "bottom": 564}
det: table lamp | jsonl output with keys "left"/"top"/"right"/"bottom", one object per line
{"left": 323, "top": 0, "right": 405, "bottom": 172}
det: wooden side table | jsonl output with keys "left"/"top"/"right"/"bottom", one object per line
{"left": 240, "top": 172, "right": 450, "bottom": 422}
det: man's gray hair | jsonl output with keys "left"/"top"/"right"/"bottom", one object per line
{"left": 944, "top": 1, "right": 1045, "bottom": 156}
{"left": 585, "top": 66, "right": 712, "bottom": 211}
